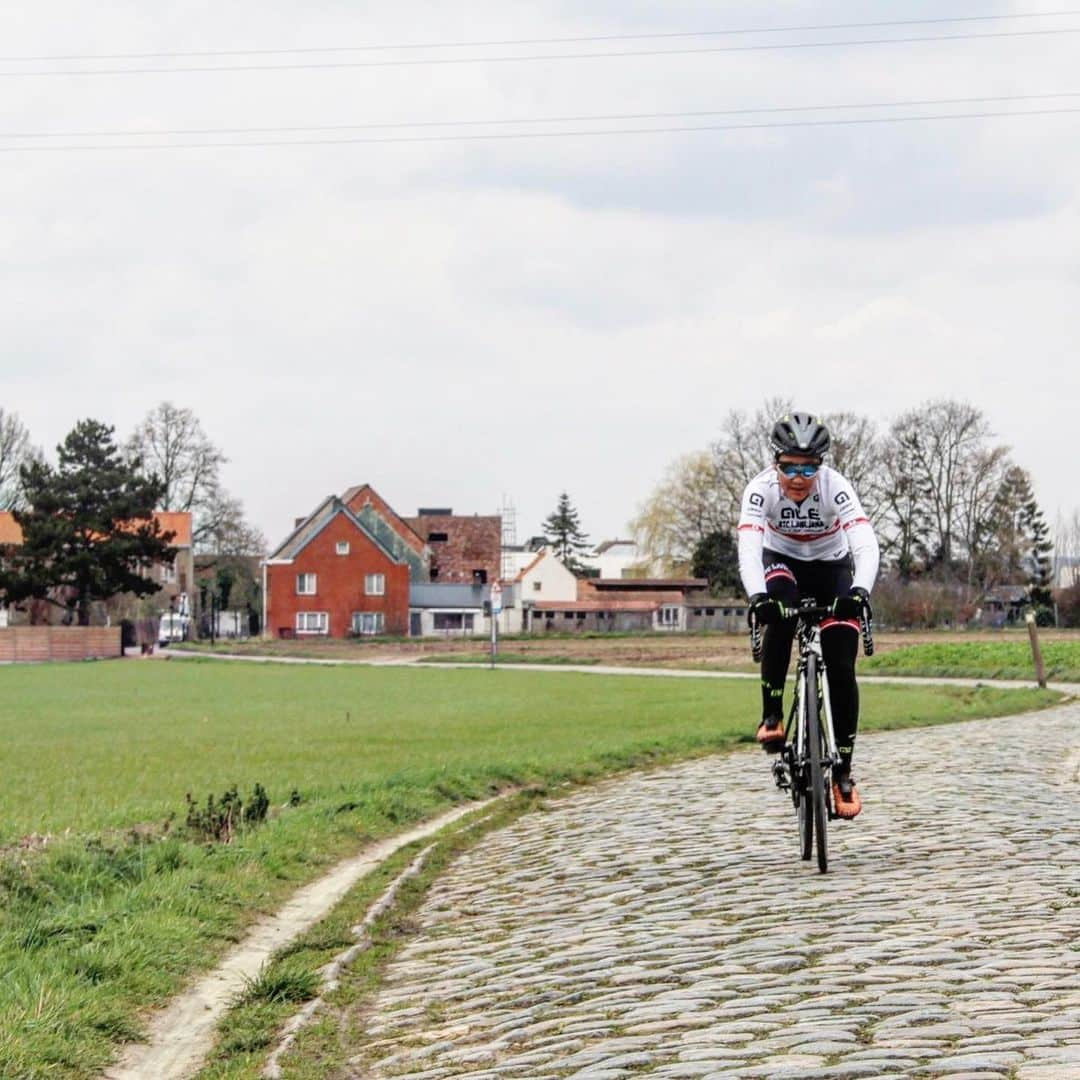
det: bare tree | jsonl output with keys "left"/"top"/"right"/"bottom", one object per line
{"left": 823, "top": 411, "right": 885, "bottom": 523}
{"left": 890, "top": 400, "right": 992, "bottom": 571}
{"left": 0, "top": 409, "right": 41, "bottom": 510}
{"left": 958, "top": 444, "right": 1013, "bottom": 587}
{"left": 198, "top": 491, "right": 267, "bottom": 556}
{"left": 710, "top": 397, "right": 794, "bottom": 527}
{"left": 1053, "top": 509, "right": 1080, "bottom": 590}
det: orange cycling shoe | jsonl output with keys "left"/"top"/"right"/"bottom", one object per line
{"left": 832, "top": 773, "right": 862, "bottom": 819}
{"left": 756, "top": 718, "right": 786, "bottom": 752}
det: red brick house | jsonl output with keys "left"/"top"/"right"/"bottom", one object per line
{"left": 264, "top": 496, "right": 411, "bottom": 638}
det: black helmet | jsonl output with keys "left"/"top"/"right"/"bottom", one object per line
{"left": 770, "top": 412, "right": 830, "bottom": 458}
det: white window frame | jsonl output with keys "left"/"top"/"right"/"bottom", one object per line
{"left": 336, "top": 541, "right": 350, "bottom": 556}
{"left": 352, "top": 611, "right": 385, "bottom": 635}
{"left": 364, "top": 573, "right": 386, "bottom": 596}
{"left": 296, "top": 573, "right": 317, "bottom": 595}
{"left": 659, "top": 605, "right": 681, "bottom": 628}
{"left": 161, "top": 561, "right": 176, "bottom": 584}
{"left": 296, "top": 611, "right": 328, "bottom": 635}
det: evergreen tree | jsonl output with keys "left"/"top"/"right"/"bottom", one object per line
{"left": 0, "top": 419, "right": 175, "bottom": 625}
{"left": 1020, "top": 486, "right": 1054, "bottom": 614}
{"left": 542, "top": 492, "right": 591, "bottom": 574}
{"left": 691, "top": 530, "right": 741, "bottom": 595}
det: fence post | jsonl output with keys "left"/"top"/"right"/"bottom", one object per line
{"left": 1025, "top": 611, "right": 1047, "bottom": 689}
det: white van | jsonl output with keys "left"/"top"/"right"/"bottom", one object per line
{"left": 158, "top": 613, "right": 190, "bottom": 646}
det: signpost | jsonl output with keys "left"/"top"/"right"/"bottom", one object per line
{"left": 489, "top": 582, "right": 502, "bottom": 669}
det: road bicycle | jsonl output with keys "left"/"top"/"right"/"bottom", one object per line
{"left": 750, "top": 599, "right": 874, "bottom": 873}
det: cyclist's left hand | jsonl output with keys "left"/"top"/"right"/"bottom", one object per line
{"left": 832, "top": 587, "right": 871, "bottom": 621}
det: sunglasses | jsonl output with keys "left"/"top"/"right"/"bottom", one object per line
{"left": 778, "top": 463, "right": 820, "bottom": 478}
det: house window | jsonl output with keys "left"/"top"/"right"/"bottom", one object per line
{"left": 161, "top": 562, "right": 176, "bottom": 584}
{"left": 297, "top": 573, "right": 317, "bottom": 595}
{"left": 660, "top": 606, "right": 680, "bottom": 627}
{"left": 352, "top": 611, "right": 385, "bottom": 635}
{"left": 337, "top": 541, "right": 350, "bottom": 555}
{"left": 433, "top": 612, "right": 474, "bottom": 632}
{"left": 533, "top": 581, "right": 542, "bottom": 592}
{"left": 428, "top": 532, "right": 448, "bottom": 542}
{"left": 472, "top": 569, "right": 487, "bottom": 585}
{"left": 705, "top": 607, "right": 715, "bottom": 616}
{"left": 365, "top": 573, "right": 385, "bottom": 596}
{"left": 576, "top": 612, "right": 587, "bottom": 620}
{"left": 296, "top": 612, "right": 328, "bottom": 634}
{"left": 564, "top": 612, "right": 574, "bottom": 620}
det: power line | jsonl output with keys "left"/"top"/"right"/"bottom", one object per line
{"left": 2, "top": 27, "right": 1079, "bottom": 78}
{"left": 4, "top": 91, "right": 1079, "bottom": 141}
{"left": 1, "top": 105, "right": 1076, "bottom": 152}
{"left": 3, "top": 10, "right": 1079, "bottom": 62}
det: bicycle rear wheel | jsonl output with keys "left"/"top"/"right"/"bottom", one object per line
{"left": 805, "top": 654, "right": 829, "bottom": 873}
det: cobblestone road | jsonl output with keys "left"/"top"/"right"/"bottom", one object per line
{"left": 347, "top": 706, "right": 1080, "bottom": 1080}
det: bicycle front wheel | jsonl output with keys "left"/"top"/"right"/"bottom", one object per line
{"left": 805, "top": 653, "right": 829, "bottom": 873}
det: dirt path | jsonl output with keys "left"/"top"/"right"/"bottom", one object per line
{"left": 101, "top": 800, "right": 497, "bottom": 1080}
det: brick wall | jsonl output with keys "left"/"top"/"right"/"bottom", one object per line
{"left": 266, "top": 513, "right": 410, "bottom": 638}
{"left": 0, "top": 627, "right": 121, "bottom": 662}
{"left": 403, "top": 514, "right": 501, "bottom": 585}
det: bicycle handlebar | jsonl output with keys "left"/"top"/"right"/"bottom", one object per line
{"left": 747, "top": 602, "right": 874, "bottom": 657}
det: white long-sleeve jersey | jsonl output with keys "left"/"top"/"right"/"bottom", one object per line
{"left": 737, "top": 465, "right": 880, "bottom": 597}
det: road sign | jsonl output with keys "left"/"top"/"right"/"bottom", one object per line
{"left": 490, "top": 582, "right": 503, "bottom": 614}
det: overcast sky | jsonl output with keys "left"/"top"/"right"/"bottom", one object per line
{"left": 2, "top": 1, "right": 1076, "bottom": 546}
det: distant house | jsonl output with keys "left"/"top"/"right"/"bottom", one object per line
{"left": 403, "top": 508, "right": 501, "bottom": 586}
{"left": 580, "top": 539, "right": 652, "bottom": 579}
{"left": 979, "top": 585, "right": 1029, "bottom": 627}
{"left": 264, "top": 487, "right": 507, "bottom": 638}
{"left": 0, "top": 509, "right": 193, "bottom": 627}
{"left": 263, "top": 496, "right": 411, "bottom": 638}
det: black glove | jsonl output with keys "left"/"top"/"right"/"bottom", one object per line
{"left": 832, "top": 587, "right": 871, "bottom": 621}
{"left": 748, "top": 593, "right": 785, "bottom": 627}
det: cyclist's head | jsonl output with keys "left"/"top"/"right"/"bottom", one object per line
{"left": 770, "top": 412, "right": 830, "bottom": 462}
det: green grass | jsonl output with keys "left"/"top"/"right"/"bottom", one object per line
{"left": 0, "top": 659, "right": 1062, "bottom": 1078}
{"left": 864, "top": 640, "right": 1080, "bottom": 682}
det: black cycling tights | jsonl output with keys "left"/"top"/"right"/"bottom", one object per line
{"left": 760, "top": 550, "right": 860, "bottom": 773}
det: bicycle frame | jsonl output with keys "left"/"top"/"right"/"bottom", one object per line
{"left": 791, "top": 618, "right": 842, "bottom": 775}
{"left": 749, "top": 597, "right": 874, "bottom": 872}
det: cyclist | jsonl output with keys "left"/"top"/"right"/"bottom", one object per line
{"left": 737, "top": 412, "right": 880, "bottom": 819}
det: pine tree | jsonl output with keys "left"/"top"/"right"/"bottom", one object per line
{"left": 0, "top": 419, "right": 174, "bottom": 625}
{"left": 542, "top": 493, "right": 591, "bottom": 574}
{"left": 1020, "top": 488, "right": 1054, "bottom": 614}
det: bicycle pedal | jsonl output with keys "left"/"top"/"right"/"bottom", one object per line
{"left": 771, "top": 761, "right": 790, "bottom": 791}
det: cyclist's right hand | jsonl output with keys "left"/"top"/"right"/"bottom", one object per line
{"left": 748, "top": 593, "right": 785, "bottom": 626}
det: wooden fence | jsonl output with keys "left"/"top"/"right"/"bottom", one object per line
{"left": 0, "top": 626, "right": 122, "bottom": 663}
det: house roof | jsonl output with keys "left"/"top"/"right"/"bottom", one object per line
{"left": 513, "top": 549, "right": 548, "bottom": 582}
{"left": 594, "top": 539, "right": 636, "bottom": 554}
{"left": 342, "top": 484, "right": 426, "bottom": 553}
{"left": 534, "top": 599, "right": 667, "bottom": 613}
{"left": 0, "top": 512, "right": 22, "bottom": 546}
{"left": 586, "top": 578, "right": 708, "bottom": 590}
{"left": 154, "top": 511, "right": 193, "bottom": 547}
{"left": 984, "top": 585, "right": 1029, "bottom": 603}
{"left": 0, "top": 510, "right": 191, "bottom": 547}
{"left": 268, "top": 497, "right": 402, "bottom": 564}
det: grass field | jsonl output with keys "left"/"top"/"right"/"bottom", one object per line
{"left": 0, "top": 658, "right": 1062, "bottom": 1078}
{"left": 864, "top": 639, "right": 1080, "bottom": 682}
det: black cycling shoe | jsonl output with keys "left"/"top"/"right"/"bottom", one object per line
{"left": 755, "top": 718, "right": 785, "bottom": 753}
